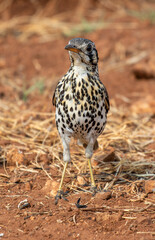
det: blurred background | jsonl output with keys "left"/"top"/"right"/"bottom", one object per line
{"left": 0, "top": 0, "right": 155, "bottom": 110}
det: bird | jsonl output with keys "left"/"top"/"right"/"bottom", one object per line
{"left": 52, "top": 38, "right": 110, "bottom": 204}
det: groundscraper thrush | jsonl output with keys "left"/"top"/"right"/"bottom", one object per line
{"left": 52, "top": 38, "right": 110, "bottom": 204}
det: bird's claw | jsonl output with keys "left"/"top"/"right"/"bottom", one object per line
{"left": 55, "top": 190, "right": 69, "bottom": 205}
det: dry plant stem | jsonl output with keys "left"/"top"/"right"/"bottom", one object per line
{"left": 81, "top": 203, "right": 153, "bottom": 213}
{"left": 3, "top": 156, "right": 9, "bottom": 177}
{"left": 41, "top": 164, "right": 53, "bottom": 181}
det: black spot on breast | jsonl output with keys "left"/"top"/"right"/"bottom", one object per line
{"left": 77, "top": 90, "right": 80, "bottom": 98}
{"left": 72, "top": 113, "right": 76, "bottom": 119}
{"left": 95, "top": 90, "right": 98, "bottom": 95}
{"left": 92, "top": 95, "right": 97, "bottom": 101}
{"left": 81, "top": 89, "right": 85, "bottom": 97}
{"left": 82, "top": 78, "right": 85, "bottom": 84}
{"left": 84, "top": 102, "right": 88, "bottom": 110}
{"left": 66, "top": 113, "right": 71, "bottom": 121}
{"left": 86, "top": 112, "right": 90, "bottom": 117}
{"left": 87, "top": 96, "right": 91, "bottom": 102}
{"left": 78, "top": 82, "right": 81, "bottom": 87}
{"left": 89, "top": 119, "right": 92, "bottom": 124}
{"left": 98, "top": 111, "right": 101, "bottom": 116}
{"left": 86, "top": 81, "right": 89, "bottom": 87}
{"left": 66, "top": 94, "right": 69, "bottom": 100}
{"left": 70, "top": 107, "right": 73, "bottom": 112}
{"left": 89, "top": 106, "right": 92, "bottom": 111}
{"left": 87, "top": 127, "right": 91, "bottom": 133}
{"left": 78, "top": 111, "right": 81, "bottom": 117}
{"left": 58, "top": 108, "right": 61, "bottom": 115}
{"left": 61, "top": 127, "right": 64, "bottom": 134}
{"left": 66, "top": 119, "right": 69, "bottom": 125}
{"left": 91, "top": 108, "right": 96, "bottom": 114}
{"left": 92, "top": 121, "right": 96, "bottom": 127}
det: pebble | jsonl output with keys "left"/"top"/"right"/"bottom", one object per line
{"left": 42, "top": 179, "right": 59, "bottom": 196}
{"left": 145, "top": 180, "right": 155, "bottom": 194}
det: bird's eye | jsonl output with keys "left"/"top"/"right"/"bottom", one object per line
{"left": 86, "top": 45, "right": 92, "bottom": 52}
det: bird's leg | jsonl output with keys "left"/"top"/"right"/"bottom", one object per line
{"left": 55, "top": 162, "right": 68, "bottom": 205}
{"left": 85, "top": 139, "right": 98, "bottom": 195}
{"left": 87, "top": 158, "right": 96, "bottom": 188}
{"left": 55, "top": 137, "right": 70, "bottom": 205}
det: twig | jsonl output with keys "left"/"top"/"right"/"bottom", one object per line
{"left": 41, "top": 164, "right": 53, "bottom": 181}
{"left": 81, "top": 203, "right": 153, "bottom": 213}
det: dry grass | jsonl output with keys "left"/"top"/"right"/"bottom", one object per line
{"left": 0, "top": 72, "right": 154, "bottom": 196}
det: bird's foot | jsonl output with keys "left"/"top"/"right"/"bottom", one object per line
{"left": 90, "top": 186, "right": 98, "bottom": 196}
{"left": 55, "top": 190, "right": 69, "bottom": 205}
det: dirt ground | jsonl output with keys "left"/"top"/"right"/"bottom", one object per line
{"left": 0, "top": 1, "right": 155, "bottom": 240}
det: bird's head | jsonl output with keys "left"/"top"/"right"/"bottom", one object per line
{"left": 65, "top": 38, "right": 99, "bottom": 69}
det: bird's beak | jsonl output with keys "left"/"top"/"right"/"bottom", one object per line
{"left": 65, "top": 44, "right": 81, "bottom": 53}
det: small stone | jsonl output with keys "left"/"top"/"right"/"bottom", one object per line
{"left": 77, "top": 176, "right": 86, "bottom": 185}
{"left": 7, "top": 148, "right": 25, "bottom": 166}
{"left": 96, "top": 191, "right": 112, "bottom": 200}
{"left": 57, "top": 219, "right": 63, "bottom": 223}
{"left": 42, "top": 180, "right": 59, "bottom": 196}
{"left": 92, "top": 147, "right": 117, "bottom": 166}
{"left": 91, "top": 216, "right": 96, "bottom": 221}
{"left": 25, "top": 182, "right": 32, "bottom": 191}
{"left": 137, "top": 216, "right": 147, "bottom": 224}
{"left": 115, "top": 211, "right": 123, "bottom": 221}
{"left": 145, "top": 180, "right": 155, "bottom": 194}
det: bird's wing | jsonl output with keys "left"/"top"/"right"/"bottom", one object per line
{"left": 104, "top": 87, "right": 110, "bottom": 114}
{"left": 52, "top": 82, "right": 59, "bottom": 107}
{"left": 52, "top": 89, "right": 56, "bottom": 106}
